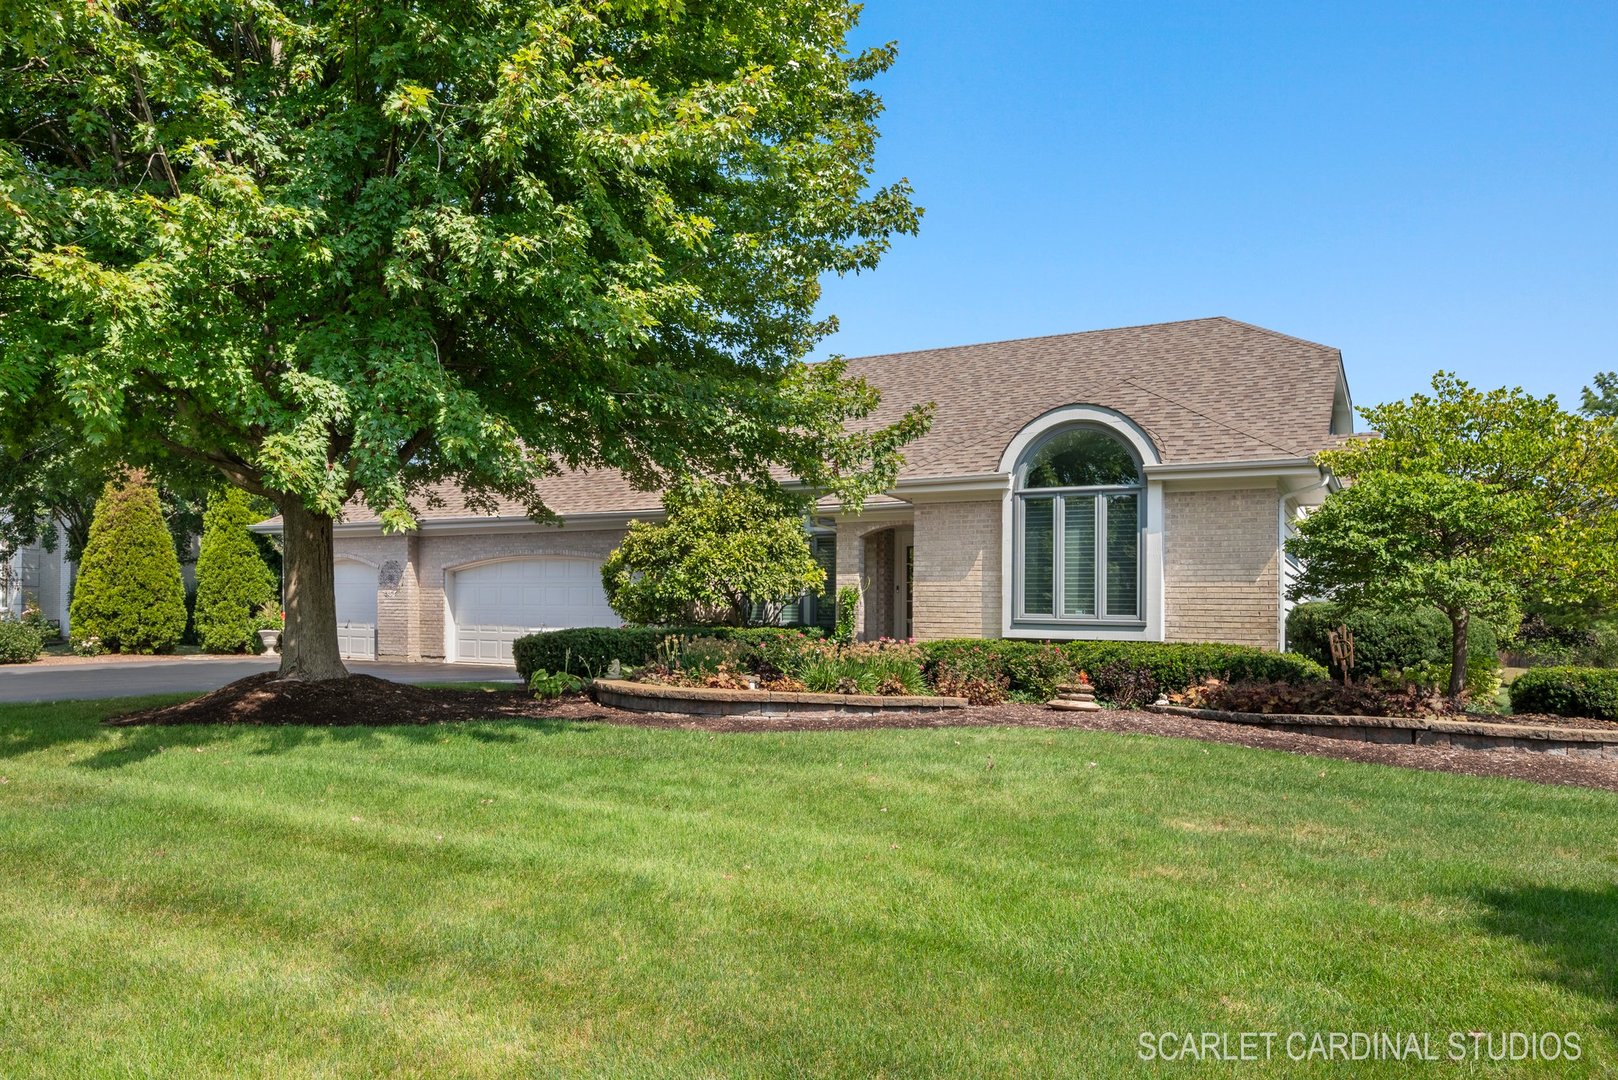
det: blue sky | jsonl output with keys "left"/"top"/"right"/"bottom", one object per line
{"left": 813, "top": 1, "right": 1618, "bottom": 414}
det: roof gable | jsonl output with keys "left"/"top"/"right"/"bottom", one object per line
{"left": 841, "top": 317, "right": 1347, "bottom": 478}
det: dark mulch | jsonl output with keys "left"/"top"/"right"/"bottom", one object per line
{"left": 1477, "top": 712, "right": 1618, "bottom": 732}
{"left": 104, "top": 676, "right": 1618, "bottom": 793}
{"left": 105, "top": 673, "right": 553, "bottom": 727}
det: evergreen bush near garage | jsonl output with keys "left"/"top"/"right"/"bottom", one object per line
{"left": 918, "top": 639, "right": 1328, "bottom": 705}
{"left": 68, "top": 474, "right": 188, "bottom": 654}
{"left": 1287, "top": 601, "right": 1499, "bottom": 691}
{"left": 194, "top": 487, "right": 277, "bottom": 653}
{"left": 0, "top": 616, "right": 45, "bottom": 663}
{"left": 514, "top": 626, "right": 823, "bottom": 682}
{"left": 1508, "top": 667, "right": 1618, "bottom": 720}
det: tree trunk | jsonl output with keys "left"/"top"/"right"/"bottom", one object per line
{"left": 1448, "top": 608, "right": 1469, "bottom": 700}
{"left": 277, "top": 496, "right": 349, "bottom": 681}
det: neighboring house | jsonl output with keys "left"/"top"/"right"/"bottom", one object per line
{"left": 254, "top": 318, "right": 1350, "bottom": 664}
{"left": 0, "top": 520, "right": 73, "bottom": 638}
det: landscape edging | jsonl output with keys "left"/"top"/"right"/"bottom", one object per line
{"left": 1146, "top": 704, "right": 1618, "bottom": 758}
{"left": 592, "top": 678, "right": 966, "bottom": 716}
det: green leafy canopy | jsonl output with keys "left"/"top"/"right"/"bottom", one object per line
{"left": 0, "top": 0, "right": 930, "bottom": 523}
{"left": 1288, "top": 373, "right": 1618, "bottom": 695}
{"left": 601, "top": 480, "right": 825, "bottom": 627}
{"left": 1305, "top": 373, "right": 1618, "bottom": 611}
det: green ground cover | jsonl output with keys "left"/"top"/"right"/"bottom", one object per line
{"left": 0, "top": 696, "right": 1613, "bottom": 1077}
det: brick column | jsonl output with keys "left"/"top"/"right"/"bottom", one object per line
{"left": 374, "top": 534, "right": 415, "bottom": 661}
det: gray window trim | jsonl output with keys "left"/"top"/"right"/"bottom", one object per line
{"left": 1012, "top": 426, "right": 1147, "bottom": 627}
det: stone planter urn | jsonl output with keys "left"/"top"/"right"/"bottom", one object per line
{"left": 257, "top": 628, "right": 282, "bottom": 656}
{"left": 1048, "top": 674, "right": 1101, "bottom": 712}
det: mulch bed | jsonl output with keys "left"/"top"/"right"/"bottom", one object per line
{"left": 104, "top": 675, "right": 1618, "bottom": 793}
{"left": 1471, "top": 712, "right": 1618, "bottom": 732}
{"left": 105, "top": 673, "right": 547, "bottom": 727}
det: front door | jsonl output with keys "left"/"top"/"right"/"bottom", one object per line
{"left": 891, "top": 526, "right": 914, "bottom": 640}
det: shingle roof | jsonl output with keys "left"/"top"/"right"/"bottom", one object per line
{"left": 840, "top": 317, "right": 1346, "bottom": 476}
{"left": 322, "top": 317, "right": 1345, "bottom": 526}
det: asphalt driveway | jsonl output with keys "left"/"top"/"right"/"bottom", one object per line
{"left": 0, "top": 656, "right": 519, "bottom": 704}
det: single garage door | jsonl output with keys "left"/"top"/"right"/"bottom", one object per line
{"left": 449, "top": 557, "right": 617, "bottom": 664}
{"left": 334, "top": 559, "right": 378, "bottom": 661}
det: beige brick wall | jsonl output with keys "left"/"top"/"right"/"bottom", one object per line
{"left": 416, "top": 527, "right": 627, "bottom": 659}
{"left": 332, "top": 535, "right": 412, "bottom": 660}
{"left": 337, "top": 526, "right": 626, "bottom": 660}
{"left": 911, "top": 500, "right": 1001, "bottom": 641}
{"left": 834, "top": 519, "right": 893, "bottom": 640}
{"left": 1162, "top": 486, "right": 1280, "bottom": 649}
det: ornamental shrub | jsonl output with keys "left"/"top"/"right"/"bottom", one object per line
{"left": 68, "top": 475, "right": 187, "bottom": 654}
{"left": 1286, "top": 601, "right": 1498, "bottom": 683}
{"left": 646, "top": 635, "right": 925, "bottom": 696}
{"left": 918, "top": 639, "right": 1327, "bottom": 705}
{"left": 514, "top": 625, "right": 821, "bottom": 682}
{"left": 1175, "top": 678, "right": 1457, "bottom": 719}
{"left": 194, "top": 487, "right": 277, "bottom": 653}
{"left": 1508, "top": 667, "right": 1618, "bottom": 720}
{"left": 601, "top": 481, "right": 826, "bottom": 627}
{"left": 0, "top": 615, "right": 44, "bottom": 664}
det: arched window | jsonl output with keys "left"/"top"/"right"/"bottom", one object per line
{"left": 1015, "top": 425, "right": 1144, "bottom": 622}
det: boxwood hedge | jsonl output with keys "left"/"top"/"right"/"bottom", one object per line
{"left": 513, "top": 625, "right": 822, "bottom": 681}
{"left": 919, "top": 639, "right": 1327, "bottom": 706}
{"left": 1507, "top": 667, "right": 1618, "bottom": 720}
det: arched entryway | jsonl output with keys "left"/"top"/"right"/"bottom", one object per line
{"left": 860, "top": 525, "right": 914, "bottom": 640}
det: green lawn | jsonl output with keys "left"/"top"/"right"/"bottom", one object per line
{"left": 1, "top": 698, "right": 1614, "bottom": 1077}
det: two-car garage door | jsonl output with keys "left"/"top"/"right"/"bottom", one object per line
{"left": 448, "top": 557, "right": 618, "bottom": 664}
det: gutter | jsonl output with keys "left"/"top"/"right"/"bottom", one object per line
{"left": 1143, "top": 456, "right": 1321, "bottom": 480}
{"left": 250, "top": 507, "right": 662, "bottom": 537}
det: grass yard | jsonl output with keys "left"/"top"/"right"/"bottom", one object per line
{"left": 1, "top": 697, "right": 1615, "bottom": 1077}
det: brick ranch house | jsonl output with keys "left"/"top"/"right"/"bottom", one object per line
{"left": 254, "top": 318, "right": 1352, "bottom": 664}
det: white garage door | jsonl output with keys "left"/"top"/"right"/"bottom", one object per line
{"left": 334, "top": 560, "right": 378, "bottom": 661}
{"left": 449, "top": 558, "right": 617, "bottom": 664}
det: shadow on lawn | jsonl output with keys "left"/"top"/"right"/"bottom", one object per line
{"left": 86, "top": 717, "right": 592, "bottom": 770}
{"left": 0, "top": 703, "right": 590, "bottom": 770}
{"left": 1473, "top": 884, "right": 1618, "bottom": 1033}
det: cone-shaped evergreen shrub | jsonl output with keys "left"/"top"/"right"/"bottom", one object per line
{"left": 69, "top": 474, "right": 188, "bottom": 653}
{"left": 194, "top": 486, "right": 276, "bottom": 653}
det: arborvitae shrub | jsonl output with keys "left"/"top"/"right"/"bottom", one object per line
{"left": 68, "top": 474, "right": 188, "bottom": 654}
{"left": 194, "top": 486, "right": 276, "bottom": 653}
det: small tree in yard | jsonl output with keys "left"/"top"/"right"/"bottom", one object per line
{"left": 195, "top": 487, "right": 277, "bottom": 653}
{"left": 69, "top": 474, "right": 188, "bottom": 654}
{"left": 602, "top": 483, "right": 826, "bottom": 627}
{"left": 0, "top": 0, "right": 928, "bottom": 683}
{"left": 1289, "top": 373, "right": 1618, "bottom": 698}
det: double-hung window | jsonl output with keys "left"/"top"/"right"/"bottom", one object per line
{"left": 1015, "top": 426, "right": 1144, "bottom": 623}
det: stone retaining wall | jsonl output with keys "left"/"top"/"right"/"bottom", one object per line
{"left": 593, "top": 679, "right": 965, "bottom": 717}
{"left": 1148, "top": 705, "right": 1618, "bottom": 760}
